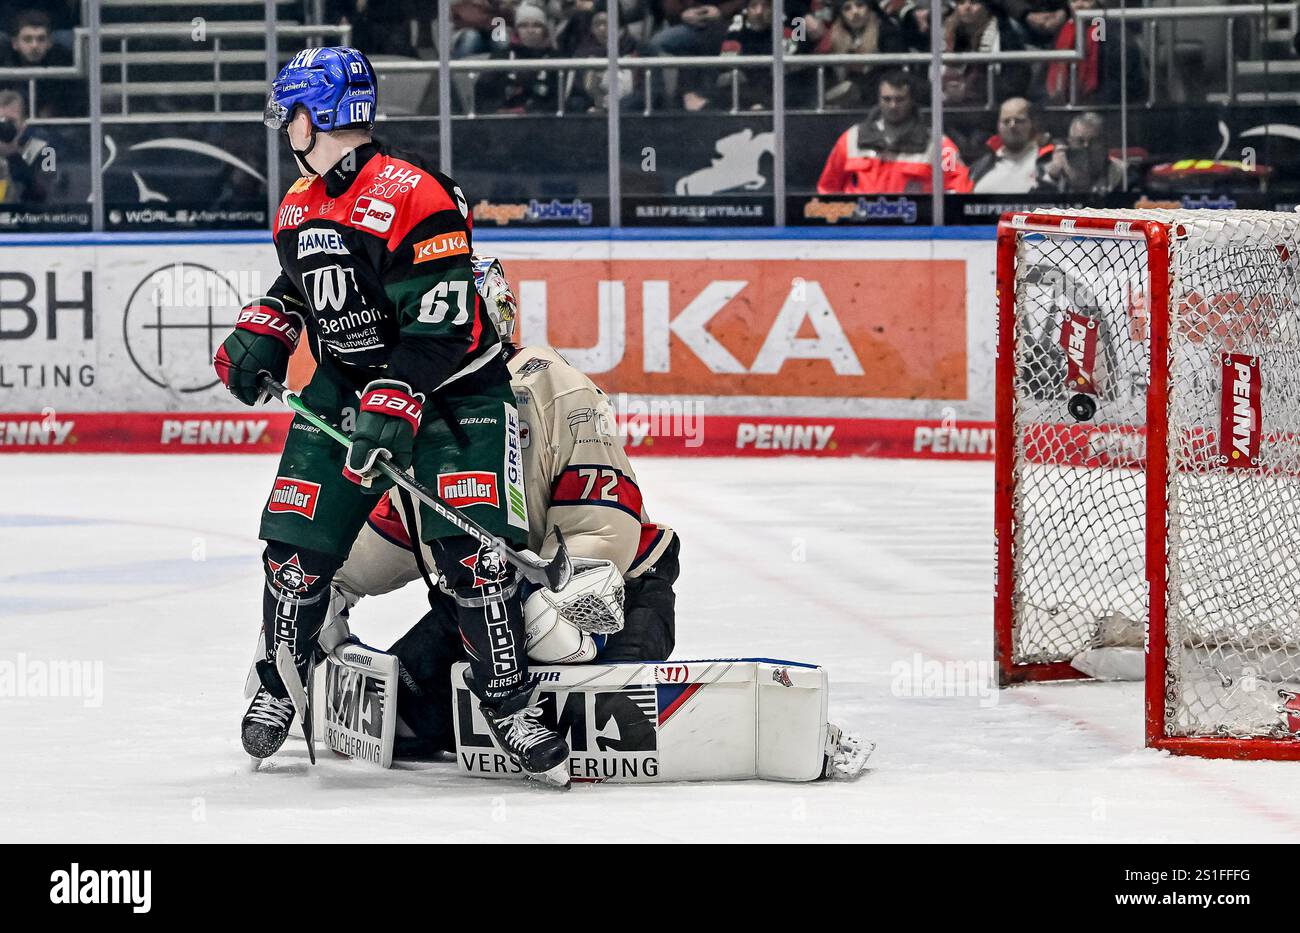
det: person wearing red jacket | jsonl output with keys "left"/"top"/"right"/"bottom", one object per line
{"left": 816, "top": 70, "right": 972, "bottom": 194}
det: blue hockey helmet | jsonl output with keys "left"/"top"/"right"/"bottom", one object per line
{"left": 264, "top": 46, "right": 377, "bottom": 133}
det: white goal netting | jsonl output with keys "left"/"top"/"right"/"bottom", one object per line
{"left": 1005, "top": 209, "right": 1300, "bottom": 740}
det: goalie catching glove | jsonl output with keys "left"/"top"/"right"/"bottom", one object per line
{"left": 524, "top": 558, "right": 624, "bottom": 663}
{"left": 344, "top": 379, "right": 425, "bottom": 490}
{"left": 213, "top": 296, "right": 303, "bottom": 406}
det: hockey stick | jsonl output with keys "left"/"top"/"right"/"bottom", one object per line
{"left": 258, "top": 375, "right": 573, "bottom": 592}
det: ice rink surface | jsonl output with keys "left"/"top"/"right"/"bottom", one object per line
{"left": 3, "top": 454, "right": 1299, "bottom": 843}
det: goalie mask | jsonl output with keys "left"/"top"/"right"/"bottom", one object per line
{"left": 472, "top": 255, "right": 518, "bottom": 343}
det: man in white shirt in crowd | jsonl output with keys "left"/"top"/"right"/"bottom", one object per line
{"left": 970, "top": 97, "right": 1049, "bottom": 194}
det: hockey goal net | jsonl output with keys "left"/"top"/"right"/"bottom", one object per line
{"left": 994, "top": 208, "right": 1300, "bottom": 759}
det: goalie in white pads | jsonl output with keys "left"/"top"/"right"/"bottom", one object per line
{"left": 315, "top": 257, "right": 869, "bottom": 781}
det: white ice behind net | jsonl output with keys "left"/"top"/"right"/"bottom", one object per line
{"left": 1009, "top": 209, "right": 1300, "bottom": 739}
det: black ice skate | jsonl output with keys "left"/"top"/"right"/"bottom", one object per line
{"left": 241, "top": 685, "right": 296, "bottom": 760}
{"left": 471, "top": 673, "right": 571, "bottom": 789}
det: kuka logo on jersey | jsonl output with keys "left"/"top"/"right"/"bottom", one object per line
{"left": 351, "top": 196, "right": 394, "bottom": 234}
{"left": 1219, "top": 352, "right": 1261, "bottom": 468}
{"left": 413, "top": 232, "right": 469, "bottom": 264}
{"left": 438, "top": 471, "right": 499, "bottom": 508}
{"left": 297, "top": 228, "right": 348, "bottom": 258}
{"left": 267, "top": 476, "right": 321, "bottom": 519}
{"left": 1059, "top": 311, "right": 1098, "bottom": 394}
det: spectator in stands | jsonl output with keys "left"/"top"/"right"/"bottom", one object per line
{"left": 453, "top": 0, "right": 519, "bottom": 57}
{"left": 940, "top": 0, "right": 1029, "bottom": 107}
{"left": 0, "top": 1, "right": 76, "bottom": 50}
{"left": 1033, "top": 110, "right": 1125, "bottom": 193}
{"left": 0, "top": 8, "right": 77, "bottom": 117}
{"left": 646, "top": 0, "right": 746, "bottom": 109}
{"left": 326, "top": 1, "right": 419, "bottom": 58}
{"left": 885, "top": 0, "right": 940, "bottom": 52}
{"left": 707, "top": 0, "right": 777, "bottom": 110}
{"left": 1001, "top": 0, "right": 1069, "bottom": 49}
{"left": 970, "top": 96, "right": 1051, "bottom": 192}
{"left": 562, "top": 0, "right": 641, "bottom": 111}
{"left": 816, "top": 69, "right": 972, "bottom": 193}
{"left": 649, "top": 0, "right": 745, "bottom": 57}
{"left": 551, "top": 0, "right": 652, "bottom": 47}
{"left": 819, "top": 0, "right": 907, "bottom": 109}
{"left": 1045, "top": 0, "right": 1147, "bottom": 104}
{"left": 477, "top": 3, "right": 563, "bottom": 113}
{"left": 0, "top": 89, "right": 51, "bottom": 203}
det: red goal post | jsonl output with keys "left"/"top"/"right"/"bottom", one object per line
{"left": 994, "top": 208, "right": 1300, "bottom": 760}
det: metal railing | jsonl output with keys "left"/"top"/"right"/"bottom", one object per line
{"left": 1, "top": 0, "right": 1293, "bottom": 230}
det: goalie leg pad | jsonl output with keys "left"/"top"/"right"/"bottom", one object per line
{"left": 387, "top": 592, "right": 465, "bottom": 756}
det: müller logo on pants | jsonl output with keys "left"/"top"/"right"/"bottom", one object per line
{"left": 1220, "top": 352, "right": 1261, "bottom": 468}
{"left": 267, "top": 476, "right": 321, "bottom": 519}
{"left": 438, "top": 471, "right": 499, "bottom": 508}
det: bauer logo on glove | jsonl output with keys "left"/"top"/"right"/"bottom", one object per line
{"left": 343, "top": 379, "right": 425, "bottom": 491}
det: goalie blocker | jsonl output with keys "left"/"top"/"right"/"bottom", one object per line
{"left": 313, "top": 648, "right": 870, "bottom": 781}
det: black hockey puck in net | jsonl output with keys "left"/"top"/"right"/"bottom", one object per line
{"left": 1067, "top": 393, "right": 1097, "bottom": 422}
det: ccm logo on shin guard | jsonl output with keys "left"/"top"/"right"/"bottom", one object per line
{"left": 438, "top": 471, "right": 499, "bottom": 508}
{"left": 267, "top": 476, "right": 321, "bottom": 519}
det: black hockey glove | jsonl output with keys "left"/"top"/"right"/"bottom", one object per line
{"left": 344, "top": 379, "right": 425, "bottom": 493}
{"left": 213, "top": 297, "right": 303, "bottom": 406}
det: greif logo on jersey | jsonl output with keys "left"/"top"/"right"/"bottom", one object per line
{"left": 414, "top": 232, "right": 470, "bottom": 264}
{"left": 438, "top": 471, "right": 499, "bottom": 508}
{"left": 1059, "top": 311, "right": 1099, "bottom": 394}
{"left": 297, "top": 228, "right": 348, "bottom": 258}
{"left": 1219, "top": 352, "right": 1261, "bottom": 468}
{"left": 503, "top": 404, "right": 528, "bottom": 530}
{"left": 267, "top": 476, "right": 321, "bottom": 519}
{"left": 351, "top": 196, "right": 394, "bottom": 234}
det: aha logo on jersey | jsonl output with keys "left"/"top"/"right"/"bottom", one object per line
{"left": 351, "top": 196, "right": 394, "bottom": 234}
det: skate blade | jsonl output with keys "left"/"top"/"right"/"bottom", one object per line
{"left": 824, "top": 726, "right": 874, "bottom": 781}
{"left": 527, "top": 763, "right": 572, "bottom": 790}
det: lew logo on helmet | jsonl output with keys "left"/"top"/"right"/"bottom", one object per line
{"left": 351, "top": 196, "right": 394, "bottom": 234}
